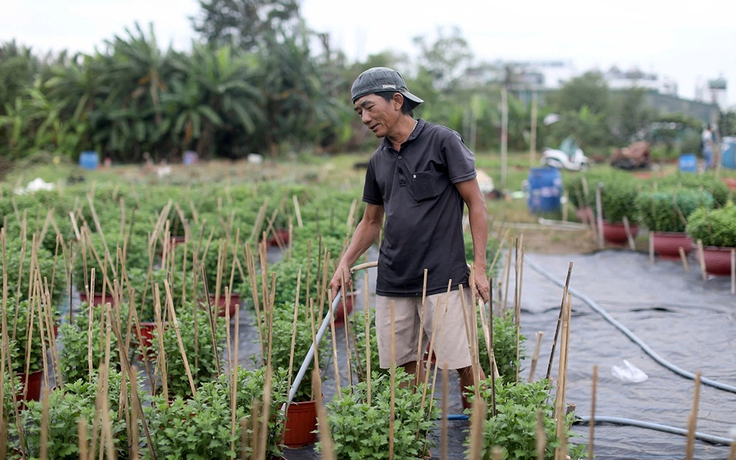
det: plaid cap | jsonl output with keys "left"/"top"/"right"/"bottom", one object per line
{"left": 350, "top": 67, "right": 423, "bottom": 107}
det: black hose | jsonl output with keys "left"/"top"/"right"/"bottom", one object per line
{"left": 575, "top": 415, "right": 734, "bottom": 446}
{"left": 524, "top": 256, "right": 736, "bottom": 394}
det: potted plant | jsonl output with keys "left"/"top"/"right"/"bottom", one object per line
{"left": 599, "top": 176, "right": 640, "bottom": 244}
{"left": 151, "top": 302, "right": 226, "bottom": 399}
{"left": 57, "top": 303, "right": 129, "bottom": 384}
{"left": 143, "top": 367, "right": 289, "bottom": 460}
{"left": 10, "top": 370, "right": 132, "bottom": 460}
{"left": 635, "top": 188, "right": 712, "bottom": 260}
{"left": 261, "top": 301, "right": 329, "bottom": 448}
{"left": 321, "top": 368, "right": 440, "bottom": 458}
{"left": 686, "top": 205, "right": 736, "bottom": 276}
{"left": 468, "top": 378, "right": 586, "bottom": 459}
{"left": 1, "top": 235, "right": 65, "bottom": 307}
{"left": 3, "top": 299, "right": 46, "bottom": 402}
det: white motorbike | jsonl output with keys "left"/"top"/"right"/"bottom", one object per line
{"left": 541, "top": 136, "right": 590, "bottom": 171}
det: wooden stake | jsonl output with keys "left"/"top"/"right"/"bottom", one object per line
{"left": 503, "top": 240, "right": 514, "bottom": 311}
{"left": 441, "top": 366, "right": 449, "bottom": 460}
{"left": 679, "top": 247, "right": 690, "bottom": 272}
{"left": 528, "top": 331, "right": 544, "bottom": 383}
{"left": 649, "top": 232, "right": 655, "bottom": 264}
{"left": 163, "top": 281, "right": 196, "bottom": 397}
{"left": 685, "top": 372, "right": 702, "bottom": 460}
{"left": 546, "top": 262, "right": 573, "bottom": 380}
{"left": 588, "top": 365, "right": 598, "bottom": 460}
{"left": 697, "top": 240, "right": 707, "bottom": 281}
{"left": 292, "top": 195, "right": 303, "bottom": 228}
{"left": 622, "top": 216, "right": 635, "bottom": 250}
{"left": 536, "top": 409, "right": 546, "bottom": 460}
{"left": 313, "top": 369, "right": 335, "bottom": 460}
{"left": 78, "top": 419, "right": 88, "bottom": 460}
{"left": 389, "top": 300, "right": 396, "bottom": 460}
{"left": 40, "top": 388, "right": 49, "bottom": 460}
{"left": 553, "top": 294, "right": 572, "bottom": 460}
{"left": 595, "top": 184, "right": 604, "bottom": 249}
{"left": 328, "top": 291, "right": 341, "bottom": 400}
{"left": 468, "top": 396, "right": 486, "bottom": 460}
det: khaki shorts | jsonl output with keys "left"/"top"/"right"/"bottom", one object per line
{"left": 375, "top": 288, "right": 474, "bottom": 370}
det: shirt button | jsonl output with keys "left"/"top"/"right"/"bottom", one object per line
{"left": 397, "top": 155, "right": 402, "bottom": 159}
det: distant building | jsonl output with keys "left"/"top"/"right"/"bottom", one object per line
{"left": 708, "top": 77, "right": 728, "bottom": 111}
{"left": 603, "top": 65, "right": 678, "bottom": 96}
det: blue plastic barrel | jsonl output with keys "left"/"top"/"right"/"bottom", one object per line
{"left": 79, "top": 151, "right": 99, "bottom": 170}
{"left": 527, "top": 167, "right": 562, "bottom": 213}
{"left": 679, "top": 153, "right": 697, "bottom": 173}
{"left": 721, "top": 137, "right": 736, "bottom": 169}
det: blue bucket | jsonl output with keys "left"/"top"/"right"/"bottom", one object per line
{"left": 679, "top": 153, "right": 697, "bottom": 173}
{"left": 528, "top": 167, "right": 562, "bottom": 213}
{"left": 721, "top": 137, "right": 736, "bottom": 169}
{"left": 79, "top": 151, "right": 99, "bottom": 170}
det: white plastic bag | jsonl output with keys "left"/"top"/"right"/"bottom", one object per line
{"left": 611, "top": 359, "right": 648, "bottom": 383}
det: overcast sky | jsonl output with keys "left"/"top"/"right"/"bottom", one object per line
{"left": 3, "top": 0, "right": 735, "bottom": 106}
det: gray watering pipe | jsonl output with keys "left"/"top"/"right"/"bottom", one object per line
{"left": 285, "top": 261, "right": 377, "bottom": 406}
{"left": 574, "top": 416, "right": 735, "bottom": 446}
{"left": 524, "top": 256, "right": 736, "bottom": 394}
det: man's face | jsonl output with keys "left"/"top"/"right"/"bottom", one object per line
{"left": 353, "top": 93, "right": 401, "bottom": 138}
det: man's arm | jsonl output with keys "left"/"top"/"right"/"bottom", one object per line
{"left": 329, "top": 203, "right": 384, "bottom": 298}
{"left": 455, "top": 177, "right": 490, "bottom": 303}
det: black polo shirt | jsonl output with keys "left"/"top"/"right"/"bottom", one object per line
{"left": 362, "top": 118, "right": 477, "bottom": 296}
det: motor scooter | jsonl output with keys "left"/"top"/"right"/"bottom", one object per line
{"left": 541, "top": 136, "right": 590, "bottom": 171}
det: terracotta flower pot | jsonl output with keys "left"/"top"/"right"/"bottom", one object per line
{"left": 651, "top": 232, "right": 693, "bottom": 261}
{"left": 136, "top": 321, "right": 161, "bottom": 360}
{"left": 334, "top": 290, "right": 360, "bottom": 326}
{"left": 602, "top": 220, "right": 638, "bottom": 245}
{"left": 266, "top": 228, "right": 290, "bottom": 247}
{"left": 701, "top": 246, "right": 736, "bottom": 277}
{"left": 283, "top": 400, "right": 318, "bottom": 448}
{"left": 17, "top": 369, "right": 43, "bottom": 403}
{"left": 79, "top": 292, "right": 115, "bottom": 307}
{"left": 207, "top": 292, "right": 241, "bottom": 318}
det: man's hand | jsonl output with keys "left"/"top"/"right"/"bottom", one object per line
{"left": 329, "top": 263, "right": 353, "bottom": 300}
{"left": 472, "top": 264, "right": 490, "bottom": 304}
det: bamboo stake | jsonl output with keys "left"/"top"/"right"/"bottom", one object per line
{"left": 153, "top": 288, "right": 168, "bottom": 403}
{"left": 528, "top": 331, "right": 544, "bottom": 383}
{"left": 685, "top": 372, "right": 702, "bottom": 460}
{"left": 163, "top": 281, "right": 196, "bottom": 397}
{"left": 679, "top": 247, "right": 690, "bottom": 272}
{"left": 230, "top": 293, "right": 241, "bottom": 452}
{"left": 553, "top": 294, "right": 572, "bottom": 460}
{"left": 40, "top": 388, "right": 49, "bottom": 460}
{"left": 595, "top": 184, "right": 604, "bottom": 249}
{"left": 313, "top": 369, "right": 335, "bottom": 460}
{"left": 515, "top": 245, "right": 525, "bottom": 384}
{"left": 286, "top": 268, "right": 301, "bottom": 403}
{"left": 468, "top": 396, "right": 486, "bottom": 460}
{"left": 389, "top": 300, "right": 396, "bottom": 460}
{"left": 292, "top": 195, "right": 303, "bottom": 228}
{"left": 78, "top": 419, "right": 88, "bottom": 460}
{"left": 588, "top": 365, "right": 598, "bottom": 460}
{"left": 364, "top": 269, "right": 372, "bottom": 401}
{"left": 441, "top": 365, "right": 449, "bottom": 460}
{"left": 415, "top": 270, "right": 429, "bottom": 379}
{"left": 328, "top": 291, "right": 341, "bottom": 399}
{"left": 697, "top": 239, "right": 707, "bottom": 281}
{"left": 546, "top": 262, "right": 573, "bottom": 380}
{"left": 536, "top": 410, "right": 546, "bottom": 460}
{"left": 649, "top": 232, "right": 655, "bottom": 264}
{"left": 729, "top": 439, "right": 736, "bottom": 460}
{"left": 257, "top": 366, "right": 272, "bottom": 460}
{"left": 502, "top": 241, "right": 513, "bottom": 311}
{"left": 622, "top": 216, "right": 635, "bottom": 250}
{"left": 491, "top": 446, "right": 502, "bottom": 460}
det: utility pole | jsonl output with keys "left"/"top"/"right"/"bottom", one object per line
{"left": 501, "top": 85, "right": 508, "bottom": 190}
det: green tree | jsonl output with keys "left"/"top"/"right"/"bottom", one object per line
{"left": 549, "top": 71, "right": 610, "bottom": 114}
{"left": 191, "top": 0, "right": 300, "bottom": 51}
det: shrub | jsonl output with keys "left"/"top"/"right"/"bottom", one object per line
{"left": 477, "top": 309, "right": 527, "bottom": 381}
{"left": 686, "top": 205, "right": 736, "bottom": 248}
{"left": 322, "top": 368, "right": 440, "bottom": 459}
{"left": 635, "top": 188, "right": 713, "bottom": 233}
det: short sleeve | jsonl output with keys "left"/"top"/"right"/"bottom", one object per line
{"left": 442, "top": 130, "right": 476, "bottom": 183}
{"left": 362, "top": 160, "right": 383, "bottom": 205}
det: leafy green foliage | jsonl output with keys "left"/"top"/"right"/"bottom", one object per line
{"left": 143, "top": 367, "right": 289, "bottom": 460}
{"left": 0, "top": 235, "right": 65, "bottom": 305}
{"left": 635, "top": 188, "right": 712, "bottom": 233}
{"left": 477, "top": 309, "right": 527, "bottom": 381}
{"left": 151, "top": 302, "right": 226, "bottom": 398}
{"left": 322, "top": 368, "right": 440, "bottom": 459}
{"left": 3, "top": 299, "right": 47, "bottom": 375}
{"left": 10, "top": 371, "right": 132, "bottom": 460}
{"left": 686, "top": 205, "right": 736, "bottom": 248}
{"left": 469, "top": 378, "right": 585, "bottom": 460}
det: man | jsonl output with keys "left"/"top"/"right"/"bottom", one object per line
{"left": 329, "top": 67, "right": 490, "bottom": 408}
{"left": 702, "top": 124, "right": 714, "bottom": 169}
